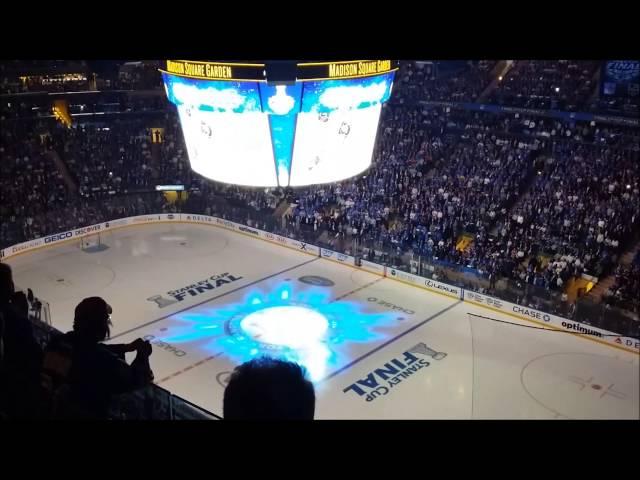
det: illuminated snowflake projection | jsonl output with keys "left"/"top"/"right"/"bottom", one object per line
{"left": 158, "top": 282, "right": 399, "bottom": 382}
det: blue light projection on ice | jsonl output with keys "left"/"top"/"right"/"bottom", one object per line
{"left": 156, "top": 281, "right": 399, "bottom": 382}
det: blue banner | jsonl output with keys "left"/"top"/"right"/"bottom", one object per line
{"left": 601, "top": 60, "right": 640, "bottom": 99}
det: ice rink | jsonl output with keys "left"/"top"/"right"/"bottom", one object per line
{"left": 7, "top": 222, "right": 639, "bottom": 419}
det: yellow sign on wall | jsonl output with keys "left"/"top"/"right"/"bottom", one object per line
{"left": 52, "top": 99, "right": 72, "bottom": 128}
{"left": 162, "top": 60, "right": 265, "bottom": 81}
{"left": 297, "top": 60, "right": 398, "bottom": 80}
{"left": 150, "top": 128, "right": 165, "bottom": 144}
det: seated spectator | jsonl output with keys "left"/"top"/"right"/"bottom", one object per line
{"left": 490, "top": 60, "right": 601, "bottom": 111}
{"left": 41, "top": 297, "right": 154, "bottom": 419}
{"left": 0, "top": 263, "right": 43, "bottom": 418}
{"left": 393, "top": 60, "right": 497, "bottom": 104}
{"left": 604, "top": 255, "right": 640, "bottom": 314}
{"left": 223, "top": 357, "right": 315, "bottom": 420}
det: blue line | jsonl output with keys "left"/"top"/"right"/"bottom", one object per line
{"left": 322, "top": 300, "right": 462, "bottom": 382}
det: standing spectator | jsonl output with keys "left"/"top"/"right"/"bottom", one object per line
{"left": 0, "top": 263, "right": 43, "bottom": 418}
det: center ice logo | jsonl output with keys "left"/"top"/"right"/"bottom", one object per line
{"left": 147, "top": 272, "right": 243, "bottom": 307}
{"left": 342, "top": 342, "right": 447, "bottom": 403}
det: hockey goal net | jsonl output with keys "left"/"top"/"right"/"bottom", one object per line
{"left": 79, "top": 233, "right": 101, "bottom": 251}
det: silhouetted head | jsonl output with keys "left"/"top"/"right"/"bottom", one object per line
{"left": 73, "top": 297, "right": 113, "bottom": 343}
{"left": 223, "top": 357, "right": 315, "bottom": 420}
{"left": 0, "top": 263, "right": 15, "bottom": 304}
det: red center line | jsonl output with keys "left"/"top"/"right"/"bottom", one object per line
{"left": 333, "top": 278, "right": 383, "bottom": 302}
{"left": 156, "top": 354, "right": 220, "bottom": 385}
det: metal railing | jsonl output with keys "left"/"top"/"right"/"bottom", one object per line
{"left": 27, "top": 316, "right": 221, "bottom": 420}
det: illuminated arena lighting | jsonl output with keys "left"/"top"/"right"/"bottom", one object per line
{"left": 156, "top": 281, "right": 399, "bottom": 383}
{"left": 160, "top": 60, "right": 398, "bottom": 187}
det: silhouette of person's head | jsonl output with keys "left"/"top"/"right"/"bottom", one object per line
{"left": 223, "top": 357, "right": 315, "bottom": 420}
{"left": 73, "top": 297, "right": 113, "bottom": 343}
{"left": 0, "top": 263, "right": 15, "bottom": 304}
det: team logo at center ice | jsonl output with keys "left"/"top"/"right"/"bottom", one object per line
{"left": 342, "top": 342, "right": 447, "bottom": 403}
{"left": 147, "top": 272, "right": 243, "bottom": 307}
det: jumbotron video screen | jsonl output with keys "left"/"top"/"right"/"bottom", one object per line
{"left": 161, "top": 60, "right": 398, "bottom": 187}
